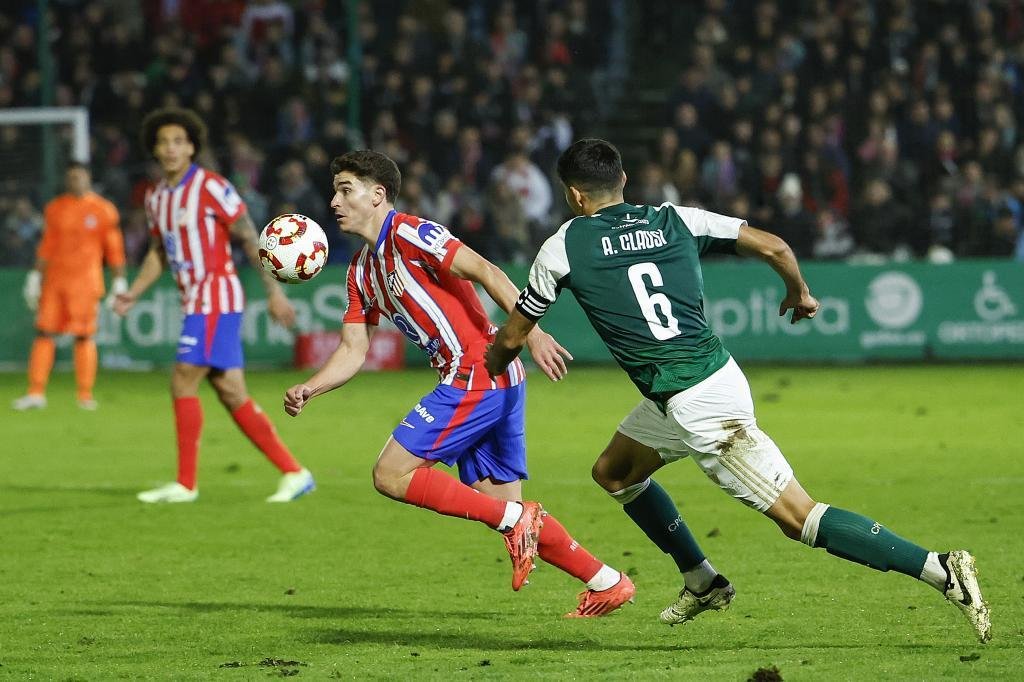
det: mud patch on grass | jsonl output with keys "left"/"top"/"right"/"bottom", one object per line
{"left": 748, "top": 665, "right": 782, "bottom": 682}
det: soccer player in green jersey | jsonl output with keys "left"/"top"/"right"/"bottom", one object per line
{"left": 485, "top": 138, "right": 991, "bottom": 642}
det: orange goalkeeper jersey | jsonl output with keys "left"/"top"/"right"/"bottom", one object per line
{"left": 37, "top": 191, "right": 125, "bottom": 297}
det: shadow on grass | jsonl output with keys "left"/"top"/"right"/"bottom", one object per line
{"left": 80, "top": 601, "right": 956, "bottom": 654}
{"left": 6, "top": 484, "right": 138, "bottom": 497}
{"left": 304, "top": 627, "right": 956, "bottom": 653}
{"left": 93, "top": 601, "right": 504, "bottom": 621}
{"left": 2, "top": 485, "right": 138, "bottom": 514}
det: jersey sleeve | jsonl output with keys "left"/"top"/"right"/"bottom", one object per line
{"left": 342, "top": 255, "right": 379, "bottom": 326}
{"left": 102, "top": 201, "right": 126, "bottom": 267}
{"left": 671, "top": 205, "right": 746, "bottom": 255}
{"left": 515, "top": 223, "right": 571, "bottom": 321}
{"left": 394, "top": 219, "right": 463, "bottom": 271}
{"left": 203, "top": 174, "right": 246, "bottom": 225}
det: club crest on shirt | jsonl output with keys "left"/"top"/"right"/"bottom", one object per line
{"left": 84, "top": 214, "right": 98, "bottom": 230}
{"left": 386, "top": 269, "right": 405, "bottom": 297}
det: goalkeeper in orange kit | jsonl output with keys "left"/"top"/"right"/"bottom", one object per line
{"left": 14, "top": 162, "right": 126, "bottom": 411}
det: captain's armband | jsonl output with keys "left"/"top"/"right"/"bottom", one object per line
{"left": 515, "top": 284, "right": 553, "bottom": 321}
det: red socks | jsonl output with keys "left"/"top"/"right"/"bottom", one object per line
{"left": 403, "top": 469, "right": 604, "bottom": 583}
{"left": 174, "top": 397, "right": 203, "bottom": 490}
{"left": 404, "top": 468, "right": 506, "bottom": 528}
{"left": 537, "top": 513, "right": 603, "bottom": 584}
{"left": 231, "top": 399, "right": 302, "bottom": 474}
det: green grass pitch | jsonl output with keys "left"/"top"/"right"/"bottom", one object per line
{"left": 2, "top": 364, "right": 1022, "bottom": 679}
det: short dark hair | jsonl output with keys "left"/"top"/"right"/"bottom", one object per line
{"left": 65, "top": 160, "right": 90, "bottom": 173}
{"left": 330, "top": 150, "right": 402, "bottom": 203}
{"left": 556, "top": 138, "right": 623, "bottom": 194}
{"left": 140, "top": 107, "right": 207, "bottom": 158}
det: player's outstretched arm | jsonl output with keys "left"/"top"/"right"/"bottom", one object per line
{"left": 486, "top": 309, "right": 537, "bottom": 377}
{"left": 284, "top": 322, "right": 374, "bottom": 416}
{"left": 113, "top": 237, "right": 165, "bottom": 317}
{"left": 736, "top": 224, "right": 819, "bottom": 324}
{"left": 448, "top": 245, "right": 571, "bottom": 380}
{"left": 229, "top": 211, "right": 296, "bottom": 329}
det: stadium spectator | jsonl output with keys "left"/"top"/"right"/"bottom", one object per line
{"left": 13, "top": 162, "right": 125, "bottom": 412}
{"left": 0, "top": 0, "right": 1023, "bottom": 263}
{"left": 490, "top": 148, "right": 552, "bottom": 244}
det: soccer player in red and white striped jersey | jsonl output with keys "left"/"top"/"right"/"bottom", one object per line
{"left": 114, "top": 107, "right": 314, "bottom": 504}
{"left": 283, "top": 150, "right": 634, "bottom": 616}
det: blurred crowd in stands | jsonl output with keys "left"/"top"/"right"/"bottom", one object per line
{"left": 1, "top": 0, "right": 1023, "bottom": 268}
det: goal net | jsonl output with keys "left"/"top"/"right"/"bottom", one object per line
{"left": 0, "top": 106, "right": 90, "bottom": 210}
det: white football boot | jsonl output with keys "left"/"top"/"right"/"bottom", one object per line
{"left": 266, "top": 468, "right": 315, "bottom": 502}
{"left": 78, "top": 398, "right": 99, "bottom": 411}
{"left": 137, "top": 482, "right": 198, "bottom": 503}
{"left": 12, "top": 394, "right": 47, "bottom": 411}
{"left": 659, "top": 575, "right": 736, "bottom": 625}
{"left": 943, "top": 550, "right": 992, "bottom": 643}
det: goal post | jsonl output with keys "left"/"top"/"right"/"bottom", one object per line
{"left": 0, "top": 106, "right": 90, "bottom": 204}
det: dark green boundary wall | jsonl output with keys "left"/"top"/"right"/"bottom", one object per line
{"left": 1, "top": 260, "right": 1021, "bottom": 370}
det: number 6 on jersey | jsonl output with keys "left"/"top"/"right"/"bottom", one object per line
{"left": 628, "top": 262, "right": 681, "bottom": 340}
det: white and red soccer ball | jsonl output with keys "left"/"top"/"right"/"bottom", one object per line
{"left": 258, "top": 214, "right": 329, "bottom": 283}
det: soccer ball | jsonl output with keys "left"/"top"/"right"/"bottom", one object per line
{"left": 258, "top": 214, "right": 329, "bottom": 283}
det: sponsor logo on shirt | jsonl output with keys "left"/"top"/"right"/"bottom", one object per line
{"left": 417, "top": 221, "right": 451, "bottom": 251}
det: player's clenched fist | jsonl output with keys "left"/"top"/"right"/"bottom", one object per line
{"left": 284, "top": 384, "right": 314, "bottom": 416}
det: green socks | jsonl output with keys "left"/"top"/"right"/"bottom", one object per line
{"left": 802, "top": 503, "right": 929, "bottom": 578}
{"left": 615, "top": 478, "right": 707, "bottom": 573}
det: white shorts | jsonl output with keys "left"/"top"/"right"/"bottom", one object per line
{"left": 617, "top": 357, "right": 794, "bottom": 511}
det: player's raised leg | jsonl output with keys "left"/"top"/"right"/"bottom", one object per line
{"left": 208, "top": 367, "right": 313, "bottom": 502}
{"left": 375, "top": 436, "right": 545, "bottom": 591}
{"left": 137, "top": 362, "right": 207, "bottom": 503}
{"left": 768, "top": 477, "right": 991, "bottom": 643}
{"left": 594, "top": 430, "right": 732, "bottom": 625}
{"left": 473, "top": 476, "right": 634, "bottom": 617}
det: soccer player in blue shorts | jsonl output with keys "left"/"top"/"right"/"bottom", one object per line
{"left": 114, "top": 107, "right": 314, "bottom": 503}
{"left": 283, "top": 150, "right": 634, "bottom": 616}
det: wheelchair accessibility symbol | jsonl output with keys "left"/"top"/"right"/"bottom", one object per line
{"left": 974, "top": 271, "right": 1017, "bottom": 322}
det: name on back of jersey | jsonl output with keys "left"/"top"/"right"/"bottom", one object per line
{"left": 601, "top": 229, "right": 667, "bottom": 256}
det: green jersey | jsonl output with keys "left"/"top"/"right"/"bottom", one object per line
{"left": 516, "top": 202, "right": 744, "bottom": 406}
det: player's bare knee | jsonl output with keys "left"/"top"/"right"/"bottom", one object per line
{"left": 591, "top": 457, "right": 623, "bottom": 492}
{"left": 171, "top": 365, "right": 202, "bottom": 397}
{"left": 371, "top": 464, "right": 401, "bottom": 499}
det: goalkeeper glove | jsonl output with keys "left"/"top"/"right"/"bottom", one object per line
{"left": 23, "top": 270, "right": 41, "bottom": 311}
{"left": 105, "top": 276, "right": 128, "bottom": 310}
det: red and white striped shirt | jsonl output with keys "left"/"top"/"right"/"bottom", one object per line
{"left": 145, "top": 165, "right": 246, "bottom": 315}
{"left": 343, "top": 210, "right": 526, "bottom": 390}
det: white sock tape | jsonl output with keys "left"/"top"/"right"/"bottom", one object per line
{"left": 610, "top": 477, "right": 652, "bottom": 505}
{"left": 800, "top": 502, "right": 830, "bottom": 547}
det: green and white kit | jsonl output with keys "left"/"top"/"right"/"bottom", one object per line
{"left": 516, "top": 202, "right": 792, "bottom": 509}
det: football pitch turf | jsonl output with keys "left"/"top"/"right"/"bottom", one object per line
{"left": 2, "top": 364, "right": 1022, "bottom": 680}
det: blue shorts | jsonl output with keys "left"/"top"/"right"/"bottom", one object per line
{"left": 176, "top": 313, "right": 244, "bottom": 369}
{"left": 392, "top": 383, "right": 528, "bottom": 485}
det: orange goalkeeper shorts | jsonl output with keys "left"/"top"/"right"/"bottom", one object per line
{"left": 36, "top": 286, "right": 101, "bottom": 337}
